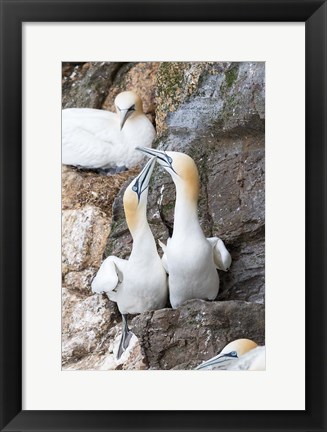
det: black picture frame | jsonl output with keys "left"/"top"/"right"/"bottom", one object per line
{"left": 1, "top": 1, "right": 326, "bottom": 431}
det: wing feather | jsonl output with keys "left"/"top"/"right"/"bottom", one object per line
{"left": 62, "top": 108, "right": 120, "bottom": 168}
{"left": 207, "top": 237, "right": 232, "bottom": 271}
{"left": 91, "top": 256, "right": 127, "bottom": 299}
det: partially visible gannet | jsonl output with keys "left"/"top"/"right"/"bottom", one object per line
{"left": 136, "top": 147, "right": 232, "bottom": 308}
{"left": 62, "top": 91, "right": 156, "bottom": 171}
{"left": 92, "top": 157, "right": 168, "bottom": 358}
{"left": 195, "top": 339, "right": 265, "bottom": 370}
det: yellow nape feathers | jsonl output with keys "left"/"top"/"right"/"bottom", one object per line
{"left": 172, "top": 152, "right": 200, "bottom": 201}
{"left": 123, "top": 186, "right": 140, "bottom": 231}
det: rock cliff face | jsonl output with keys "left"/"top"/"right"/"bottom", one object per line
{"left": 62, "top": 62, "right": 265, "bottom": 370}
{"left": 132, "top": 299, "right": 264, "bottom": 370}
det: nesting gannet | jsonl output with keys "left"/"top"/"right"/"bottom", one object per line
{"left": 195, "top": 338, "right": 265, "bottom": 370}
{"left": 136, "top": 147, "right": 232, "bottom": 308}
{"left": 91, "top": 157, "right": 168, "bottom": 358}
{"left": 62, "top": 91, "right": 156, "bottom": 171}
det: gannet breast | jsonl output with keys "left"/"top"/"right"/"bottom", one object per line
{"left": 166, "top": 235, "right": 219, "bottom": 308}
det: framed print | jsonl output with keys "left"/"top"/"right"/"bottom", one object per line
{"left": 0, "top": 1, "right": 326, "bottom": 432}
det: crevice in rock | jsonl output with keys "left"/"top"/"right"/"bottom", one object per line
{"left": 158, "top": 203, "right": 174, "bottom": 237}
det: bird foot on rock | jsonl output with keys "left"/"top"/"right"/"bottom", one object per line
{"left": 117, "top": 330, "right": 134, "bottom": 359}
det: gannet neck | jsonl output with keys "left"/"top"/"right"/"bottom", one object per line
{"left": 123, "top": 156, "right": 157, "bottom": 251}
{"left": 172, "top": 184, "right": 202, "bottom": 238}
{"left": 124, "top": 195, "right": 158, "bottom": 259}
{"left": 131, "top": 221, "right": 157, "bottom": 258}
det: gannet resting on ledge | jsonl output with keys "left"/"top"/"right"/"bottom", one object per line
{"left": 91, "top": 157, "right": 168, "bottom": 358}
{"left": 195, "top": 339, "right": 265, "bottom": 370}
{"left": 136, "top": 147, "right": 232, "bottom": 309}
{"left": 62, "top": 91, "right": 156, "bottom": 172}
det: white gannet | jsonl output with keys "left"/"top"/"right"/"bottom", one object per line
{"left": 136, "top": 147, "right": 232, "bottom": 309}
{"left": 62, "top": 91, "right": 156, "bottom": 172}
{"left": 195, "top": 338, "right": 265, "bottom": 370}
{"left": 91, "top": 157, "right": 168, "bottom": 358}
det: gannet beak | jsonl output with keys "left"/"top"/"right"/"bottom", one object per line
{"left": 195, "top": 351, "right": 238, "bottom": 370}
{"left": 119, "top": 109, "right": 130, "bottom": 130}
{"left": 132, "top": 156, "right": 157, "bottom": 201}
{"left": 136, "top": 146, "right": 176, "bottom": 173}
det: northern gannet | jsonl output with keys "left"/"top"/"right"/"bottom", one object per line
{"left": 195, "top": 339, "right": 265, "bottom": 370}
{"left": 91, "top": 157, "right": 168, "bottom": 358}
{"left": 136, "top": 147, "right": 232, "bottom": 308}
{"left": 62, "top": 91, "right": 156, "bottom": 172}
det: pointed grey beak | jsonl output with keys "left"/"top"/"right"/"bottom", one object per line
{"left": 132, "top": 156, "right": 157, "bottom": 201}
{"left": 136, "top": 146, "right": 166, "bottom": 159}
{"left": 136, "top": 146, "right": 176, "bottom": 174}
{"left": 195, "top": 352, "right": 238, "bottom": 370}
{"left": 119, "top": 109, "right": 131, "bottom": 130}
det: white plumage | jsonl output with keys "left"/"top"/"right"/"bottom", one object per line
{"left": 62, "top": 91, "right": 156, "bottom": 170}
{"left": 137, "top": 147, "right": 232, "bottom": 309}
{"left": 92, "top": 157, "right": 168, "bottom": 357}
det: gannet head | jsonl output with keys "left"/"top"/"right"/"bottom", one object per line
{"left": 123, "top": 157, "right": 156, "bottom": 230}
{"left": 196, "top": 338, "right": 258, "bottom": 370}
{"left": 220, "top": 339, "right": 258, "bottom": 357}
{"left": 136, "top": 147, "right": 199, "bottom": 201}
{"left": 114, "top": 91, "right": 143, "bottom": 130}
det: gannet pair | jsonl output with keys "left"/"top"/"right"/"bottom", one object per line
{"left": 136, "top": 147, "right": 232, "bottom": 308}
{"left": 195, "top": 339, "right": 265, "bottom": 370}
{"left": 92, "top": 157, "right": 168, "bottom": 358}
{"left": 62, "top": 91, "right": 156, "bottom": 172}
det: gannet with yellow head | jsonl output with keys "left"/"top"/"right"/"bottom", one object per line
{"left": 92, "top": 157, "right": 168, "bottom": 357}
{"left": 195, "top": 338, "right": 265, "bottom": 370}
{"left": 62, "top": 91, "right": 156, "bottom": 171}
{"left": 136, "top": 147, "right": 232, "bottom": 308}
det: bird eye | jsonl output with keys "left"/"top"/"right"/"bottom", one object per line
{"left": 167, "top": 156, "right": 173, "bottom": 164}
{"left": 132, "top": 185, "right": 138, "bottom": 192}
{"left": 128, "top": 105, "right": 135, "bottom": 112}
{"left": 230, "top": 351, "right": 237, "bottom": 357}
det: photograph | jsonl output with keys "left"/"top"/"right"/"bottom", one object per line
{"left": 2, "top": 0, "right": 327, "bottom": 426}
{"left": 61, "top": 61, "right": 265, "bottom": 371}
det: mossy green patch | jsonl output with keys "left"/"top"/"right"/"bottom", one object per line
{"left": 155, "top": 62, "right": 214, "bottom": 135}
{"left": 225, "top": 65, "right": 239, "bottom": 88}
{"left": 156, "top": 62, "right": 188, "bottom": 134}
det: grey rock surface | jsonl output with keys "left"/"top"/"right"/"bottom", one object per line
{"left": 62, "top": 62, "right": 122, "bottom": 109}
{"left": 62, "top": 205, "right": 110, "bottom": 275}
{"left": 131, "top": 299, "right": 265, "bottom": 370}
{"left": 62, "top": 289, "right": 120, "bottom": 366}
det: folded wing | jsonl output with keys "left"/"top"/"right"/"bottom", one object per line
{"left": 91, "top": 256, "right": 126, "bottom": 301}
{"left": 207, "top": 237, "right": 232, "bottom": 271}
{"left": 62, "top": 108, "right": 120, "bottom": 168}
